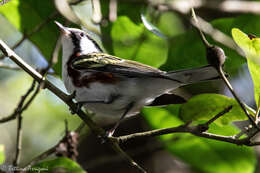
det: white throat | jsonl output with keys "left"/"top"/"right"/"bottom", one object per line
{"left": 61, "top": 35, "right": 102, "bottom": 67}
{"left": 80, "top": 36, "right": 101, "bottom": 55}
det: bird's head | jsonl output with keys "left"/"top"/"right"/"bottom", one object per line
{"left": 55, "top": 21, "right": 102, "bottom": 62}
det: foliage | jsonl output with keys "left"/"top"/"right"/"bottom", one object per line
{"left": 0, "top": 0, "right": 259, "bottom": 173}
{"left": 142, "top": 106, "right": 256, "bottom": 173}
{"left": 110, "top": 16, "right": 168, "bottom": 68}
{"left": 179, "top": 94, "right": 246, "bottom": 126}
{"left": 232, "top": 28, "right": 260, "bottom": 106}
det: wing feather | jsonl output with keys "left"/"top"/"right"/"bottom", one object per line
{"left": 71, "top": 53, "right": 173, "bottom": 79}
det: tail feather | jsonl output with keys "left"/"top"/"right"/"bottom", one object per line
{"left": 166, "top": 65, "right": 219, "bottom": 84}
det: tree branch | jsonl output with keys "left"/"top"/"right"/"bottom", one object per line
{"left": 115, "top": 123, "right": 253, "bottom": 145}
{"left": 115, "top": 107, "right": 237, "bottom": 144}
{"left": 0, "top": 39, "right": 146, "bottom": 173}
{"left": 218, "top": 66, "right": 257, "bottom": 127}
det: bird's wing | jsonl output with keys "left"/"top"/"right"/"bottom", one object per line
{"left": 71, "top": 53, "right": 173, "bottom": 79}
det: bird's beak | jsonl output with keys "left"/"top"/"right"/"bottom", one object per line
{"left": 54, "top": 21, "right": 70, "bottom": 36}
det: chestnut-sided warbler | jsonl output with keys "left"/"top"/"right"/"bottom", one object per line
{"left": 55, "top": 21, "right": 219, "bottom": 136}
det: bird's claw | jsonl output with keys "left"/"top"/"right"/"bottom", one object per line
{"left": 98, "top": 130, "right": 114, "bottom": 144}
{"left": 67, "top": 91, "right": 76, "bottom": 101}
{"left": 69, "top": 102, "right": 83, "bottom": 115}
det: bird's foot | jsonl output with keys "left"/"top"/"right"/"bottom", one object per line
{"left": 69, "top": 102, "right": 83, "bottom": 115}
{"left": 98, "top": 129, "right": 115, "bottom": 144}
{"left": 67, "top": 91, "right": 76, "bottom": 101}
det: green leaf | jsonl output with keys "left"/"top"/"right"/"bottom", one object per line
{"left": 142, "top": 106, "right": 256, "bottom": 173}
{"left": 0, "top": 145, "right": 4, "bottom": 164}
{"left": 232, "top": 28, "right": 260, "bottom": 106}
{"left": 111, "top": 16, "right": 168, "bottom": 68}
{"left": 27, "top": 157, "right": 86, "bottom": 173}
{"left": 0, "top": 0, "right": 62, "bottom": 74}
{"left": 161, "top": 30, "right": 208, "bottom": 71}
{"left": 156, "top": 12, "right": 184, "bottom": 38}
{"left": 248, "top": 59, "right": 260, "bottom": 107}
{"left": 232, "top": 28, "right": 260, "bottom": 65}
{"left": 161, "top": 16, "right": 252, "bottom": 74}
{"left": 179, "top": 94, "right": 246, "bottom": 126}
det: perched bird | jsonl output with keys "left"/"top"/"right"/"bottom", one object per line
{"left": 55, "top": 21, "right": 219, "bottom": 136}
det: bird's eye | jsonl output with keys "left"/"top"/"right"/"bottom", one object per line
{"left": 80, "top": 33, "right": 84, "bottom": 37}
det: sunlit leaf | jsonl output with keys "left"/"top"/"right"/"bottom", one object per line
{"left": 179, "top": 94, "right": 246, "bottom": 126}
{"left": 28, "top": 157, "right": 86, "bottom": 173}
{"left": 0, "top": 145, "right": 4, "bottom": 164}
{"left": 111, "top": 16, "right": 168, "bottom": 68}
{"left": 232, "top": 28, "right": 260, "bottom": 65}
{"left": 232, "top": 28, "right": 260, "bottom": 106}
{"left": 142, "top": 106, "right": 256, "bottom": 173}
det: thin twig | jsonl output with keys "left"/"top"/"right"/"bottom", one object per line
{"left": 12, "top": 80, "right": 36, "bottom": 168}
{"left": 109, "top": 0, "right": 118, "bottom": 22}
{"left": 199, "top": 105, "right": 233, "bottom": 131}
{"left": 91, "top": 0, "right": 102, "bottom": 24}
{"left": 191, "top": 8, "right": 212, "bottom": 48}
{"left": 0, "top": 63, "right": 21, "bottom": 71}
{"left": 218, "top": 66, "right": 257, "bottom": 128}
{"left": 116, "top": 107, "right": 233, "bottom": 143}
{"left": 115, "top": 124, "right": 238, "bottom": 144}
{"left": 115, "top": 123, "right": 254, "bottom": 146}
{"left": 13, "top": 112, "right": 23, "bottom": 169}
{"left": 0, "top": 39, "right": 146, "bottom": 173}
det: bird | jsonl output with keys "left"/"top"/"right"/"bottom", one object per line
{"left": 55, "top": 21, "right": 219, "bottom": 137}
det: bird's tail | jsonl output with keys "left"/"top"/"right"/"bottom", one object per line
{"left": 166, "top": 65, "right": 219, "bottom": 85}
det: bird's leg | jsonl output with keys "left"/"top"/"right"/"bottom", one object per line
{"left": 67, "top": 90, "right": 76, "bottom": 101}
{"left": 68, "top": 91, "right": 79, "bottom": 114}
{"left": 71, "top": 94, "right": 121, "bottom": 114}
{"left": 70, "top": 100, "right": 107, "bottom": 115}
{"left": 106, "top": 102, "right": 134, "bottom": 138}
